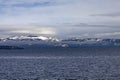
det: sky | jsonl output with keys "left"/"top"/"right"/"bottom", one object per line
{"left": 0, "top": 0, "right": 120, "bottom": 38}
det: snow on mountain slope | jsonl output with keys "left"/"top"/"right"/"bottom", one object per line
{"left": 0, "top": 36, "right": 120, "bottom": 49}
{"left": 0, "top": 35, "right": 60, "bottom": 42}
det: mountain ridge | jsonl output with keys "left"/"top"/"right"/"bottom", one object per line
{"left": 0, "top": 35, "right": 120, "bottom": 49}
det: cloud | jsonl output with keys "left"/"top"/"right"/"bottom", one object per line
{"left": 0, "top": 0, "right": 120, "bottom": 38}
{"left": 91, "top": 12, "right": 120, "bottom": 17}
{"left": 0, "top": 0, "right": 81, "bottom": 25}
{"left": 0, "top": 0, "right": 56, "bottom": 8}
{"left": 0, "top": 0, "right": 120, "bottom": 25}
{"left": 95, "top": 32, "right": 120, "bottom": 38}
{"left": 0, "top": 0, "right": 77, "bottom": 8}
{"left": 0, "top": 25, "right": 56, "bottom": 36}
{"left": 61, "top": 23, "right": 119, "bottom": 28}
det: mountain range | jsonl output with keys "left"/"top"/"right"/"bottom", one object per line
{"left": 0, "top": 35, "right": 120, "bottom": 49}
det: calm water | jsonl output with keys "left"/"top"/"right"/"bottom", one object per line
{"left": 0, "top": 47, "right": 120, "bottom": 80}
{"left": 0, "top": 47, "right": 120, "bottom": 57}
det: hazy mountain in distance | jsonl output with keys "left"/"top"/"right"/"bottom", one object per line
{"left": 0, "top": 35, "right": 120, "bottom": 49}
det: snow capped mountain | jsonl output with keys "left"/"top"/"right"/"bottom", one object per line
{"left": 8, "top": 35, "right": 49, "bottom": 40}
{"left": 1, "top": 35, "right": 119, "bottom": 43}
{"left": 61, "top": 37, "right": 120, "bottom": 46}
{"left": 0, "top": 35, "right": 60, "bottom": 42}
{"left": 62, "top": 37, "right": 119, "bottom": 43}
{"left": 0, "top": 36, "right": 120, "bottom": 49}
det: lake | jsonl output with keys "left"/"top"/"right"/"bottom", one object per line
{"left": 0, "top": 47, "right": 120, "bottom": 80}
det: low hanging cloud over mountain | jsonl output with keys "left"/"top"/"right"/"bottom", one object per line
{"left": 0, "top": 25, "right": 57, "bottom": 38}
{"left": 94, "top": 32, "right": 120, "bottom": 38}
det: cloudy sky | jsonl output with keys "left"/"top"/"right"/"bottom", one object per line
{"left": 0, "top": 0, "right": 120, "bottom": 38}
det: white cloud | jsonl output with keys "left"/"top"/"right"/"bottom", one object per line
{"left": 0, "top": 0, "right": 82, "bottom": 25}
{"left": 0, "top": 0, "right": 120, "bottom": 25}
{"left": 95, "top": 32, "right": 120, "bottom": 38}
{"left": 0, "top": 0, "right": 120, "bottom": 38}
{"left": 0, "top": 25, "right": 56, "bottom": 35}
